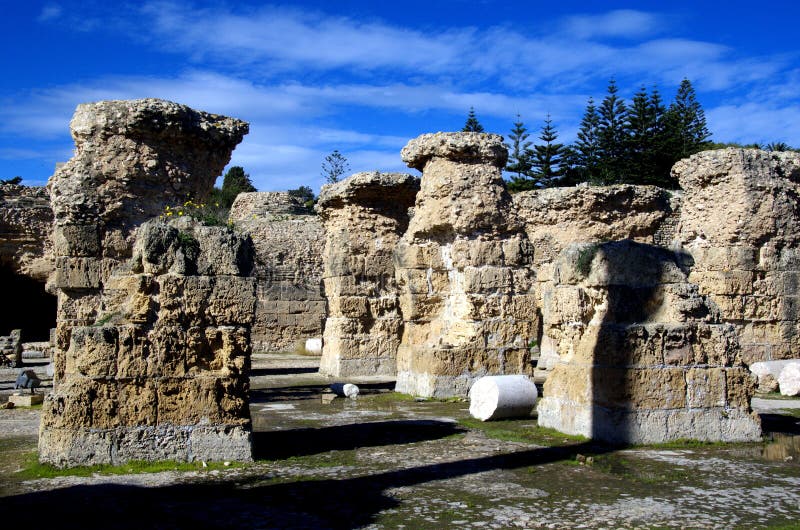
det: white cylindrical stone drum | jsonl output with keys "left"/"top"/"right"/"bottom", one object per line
{"left": 469, "top": 375, "right": 538, "bottom": 421}
{"left": 305, "top": 338, "right": 323, "bottom": 354}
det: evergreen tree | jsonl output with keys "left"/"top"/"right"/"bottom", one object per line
{"left": 215, "top": 166, "right": 257, "bottom": 208}
{"left": 627, "top": 86, "right": 671, "bottom": 186}
{"left": 321, "top": 150, "right": 350, "bottom": 183}
{"left": 567, "top": 97, "right": 601, "bottom": 184}
{"left": 596, "top": 79, "right": 630, "bottom": 184}
{"left": 664, "top": 78, "right": 710, "bottom": 161}
{"left": 462, "top": 107, "right": 485, "bottom": 132}
{"left": 505, "top": 115, "right": 534, "bottom": 192}
{"left": 288, "top": 185, "right": 316, "bottom": 209}
{"left": 530, "top": 114, "right": 566, "bottom": 187}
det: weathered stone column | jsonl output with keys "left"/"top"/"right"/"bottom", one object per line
{"left": 40, "top": 99, "right": 249, "bottom": 466}
{"left": 47, "top": 99, "right": 247, "bottom": 383}
{"left": 394, "top": 133, "right": 539, "bottom": 398}
{"left": 317, "top": 172, "right": 419, "bottom": 377}
{"left": 673, "top": 148, "right": 800, "bottom": 364}
{"left": 536, "top": 241, "right": 762, "bottom": 443}
{"left": 40, "top": 218, "right": 256, "bottom": 466}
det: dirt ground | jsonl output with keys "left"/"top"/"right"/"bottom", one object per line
{"left": 1, "top": 353, "right": 800, "bottom": 529}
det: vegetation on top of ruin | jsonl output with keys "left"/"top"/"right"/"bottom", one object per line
{"left": 503, "top": 78, "right": 730, "bottom": 191}
{"left": 321, "top": 150, "right": 351, "bottom": 184}
{"left": 462, "top": 107, "right": 485, "bottom": 133}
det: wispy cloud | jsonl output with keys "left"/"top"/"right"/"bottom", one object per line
{"left": 560, "top": 9, "right": 662, "bottom": 40}
{"left": 37, "top": 3, "right": 62, "bottom": 22}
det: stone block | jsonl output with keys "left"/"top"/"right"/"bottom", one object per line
{"left": 8, "top": 393, "right": 44, "bottom": 407}
{"left": 53, "top": 224, "right": 100, "bottom": 257}
{"left": 65, "top": 326, "right": 118, "bottom": 379}
{"left": 686, "top": 368, "right": 726, "bottom": 408}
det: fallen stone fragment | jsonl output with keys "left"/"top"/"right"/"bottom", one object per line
{"left": 469, "top": 375, "right": 538, "bottom": 421}
{"left": 330, "top": 383, "right": 360, "bottom": 398}
{"left": 751, "top": 360, "right": 798, "bottom": 393}
{"left": 778, "top": 362, "right": 800, "bottom": 396}
{"left": 305, "top": 338, "right": 322, "bottom": 355}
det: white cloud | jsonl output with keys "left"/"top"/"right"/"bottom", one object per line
{"left": 37, "top": 3, "right": 62, "bottom": 22}
{"left": 561, "top": 9, "right": 661, "bottom": 40}
{"left": 707, "top": 103, "right": 800, "bottom": 145}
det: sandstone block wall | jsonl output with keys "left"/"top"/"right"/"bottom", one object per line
{"left": 40, "top": 218, "right": 256, "bottom": 466}
{"left": 674, "top": 149, "right": 800, "bottom": 364}
{"left": 536, "top": 241, "right": 762, "bottom": 444}
{"left": 47, "top": 99, "right": 247, "bottom": 383}
{"left": 0, "top": 183, "right": 54, "bottom": 281}
{"left": 317, "top": 172, "right": 419, "bottom": 377}
{"left": 230, "top": 192, "right": 325, "bottom": 352}
{"left": 393, "top": 133, "right": 539, "bottom": 397}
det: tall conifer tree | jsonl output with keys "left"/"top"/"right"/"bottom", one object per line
{"left": 664, "top": 78, "right": 710, "bottom": 161}
{"left": 597, "top": 79, "right": 630, "bottom": 184}
{"left": 505, "top": 114, "right": 535, "bottom": 192}
{"left": 462, "top": 107, "right": 485, "bottom": 132}
{"left": 567, "top": 97, "right": 601, "bottom": 184}
{"left": 531, "top": 114, "right": 566, "bottom": 187}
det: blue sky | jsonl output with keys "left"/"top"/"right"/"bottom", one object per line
{"left": 2, "top": 1, "right": 799, "bottom": 191}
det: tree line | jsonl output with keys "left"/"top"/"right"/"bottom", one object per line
{"left": 463, "top": 79, "right": 797, "bottom": 191}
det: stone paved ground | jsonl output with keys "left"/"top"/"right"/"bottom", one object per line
{"left": 1, "top": 353, "right": 800, "bottom": 529}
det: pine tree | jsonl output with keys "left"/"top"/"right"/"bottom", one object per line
{"left": 462, "top": 107, "right": 485, "bottom": 132}
{"left": 596, "top": 79, "right": 630, "bottom": 184}
{"left": 664, "top": 78, "right": 710, "bottom": 161}
{"left": 216, "top": 166, "right": 256, "bottom": 207}
{"left": 321, "top": 150, "right": 350, "bottom": 184}
{"left": 530, "top": 114, "right": 566, "bottom": 188}
{"left": 627, "top": 86, "right": 669, "bottom": 186}
{"left": 505, "top": 115, "right": 534, "bottom": 192}
{"left": 567, "top": 97, "right": 601, "bottom": 184}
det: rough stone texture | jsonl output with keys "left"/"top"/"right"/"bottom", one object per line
{"left": 673, "top": 148, "right": 800, "bottom": 364}
{"left": 39, "top": 217, "right": 256, "bottom": 466}
{"left": 0, "top": 184, "right": 54, "bottom": 281}
{"left": 513, "top": 184, "right": 677, "bottom": 267}
{"left": 230, "top": 192, "right": 325, "bottom": 352}
{"left": 47, "top": 99, "right": 247, "bottom": 383}
{"left": 536, "top": 241, "right": 762, "bottom": 444}
{"left": 777, "top": 361, "right": 800, "bottom": 396}
{"left": 316, "top": 171, "right": 419, "bottom": 377}
{"left": 394, "top": 133, "right": 538, "bottom": 398}
{"left": 0, "top": 329, "right": 22, "bottom": 367}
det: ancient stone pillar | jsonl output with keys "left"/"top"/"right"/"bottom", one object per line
{"left": 393, "top": 133, "right": 539, "bottom": 398}
{"left": 229, "top": 192, "right": 325, "bottom": 353}
{"left": 40, "top": 99, "right": 249, "bottom": 466}
{"left": 317, "top": 172, "right": 419, "bottom": 377}
{"left": 40, "top": 218, "right": 256, "bottom": 466}
{"left": 536, "top": 241, "right": 762, "bottom": 443}
{"left": 47, "top": 99, "right": 248, "bottom": 383}
{"left": 673, "top": 148, "right": 800, "bottom": 364}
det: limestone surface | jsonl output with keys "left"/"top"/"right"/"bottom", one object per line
{"left": 40, "top": 218, "right": 256, "bottom": 466}
{"left": 673, "top": 148, "right": 800, "bottom": 364}
{"left": 394, "top": 133, "right": 538, "bottom": 398}
{"left": 317, "top": 171, "right": 419, "bottom": 377}
{"left": 0, "top": 184, "right": 54, "bottom": 281}
{"left": 778, "top": 362, "right": 800, "bottom": 396}
{"left": 230, "top": 192, "right": 325, "bottom": 353}
{"left": 536, "top": 241, "right": 762, "bottom": 444}
{"left": 47, "top": 98, "right": 247, "bottom": 382}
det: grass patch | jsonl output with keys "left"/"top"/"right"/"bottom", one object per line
{"left": 636, "top": 438, "right": 732, "bottom": 449}
{"left": 757, "top": 392, "right": 800, "bottom": 401}
{"left": 15, "top": 452, "right": 243, "bottom": 479}
{"left": 458, "top": 417, "right": 587, "bottom": 446}
{"left": 779, "top": 408, "right": 800, "bottom": 418}
{"left": 361, "top": 392, "right": 417, "bottom": 405}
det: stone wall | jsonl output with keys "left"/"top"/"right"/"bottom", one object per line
{"left": 230, "top": 192, "right": 325, "bottom": 353}
{"left": 40, "top": 218, "right": 256, "bottom": 466}
{"left": 393, "top": 133, "right": 539, "bottom": 397}
{"left": 0, "top": 183, "right": 54, "bottom": 281}
{"left": 317, "top": 172, "right": 419, "bottom": 377}
{"left": 674, "top": 148, "right": 800, "bottom": 364}
{"left": 536, "top": 241, "right": 762, "bottom": 443}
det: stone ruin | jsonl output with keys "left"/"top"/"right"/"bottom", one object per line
{"left": 394, "top": 134, "right": 538, "bottom": 397}
{"left": 229, "top": 192, "right": 325, "bottom": 353}
{"left": 6, "top": 97, "right": 800, "bottom": 463}
{"left": 316, "top": 172, "right": 419, "bottom": 376}
{"left": 39, "top": 99, "right": 252, "bottom": 466}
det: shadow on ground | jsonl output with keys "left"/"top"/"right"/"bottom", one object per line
{"left": 253, "top": 419, "right": 464, "bottom": 459}
{"left": 0, "top": 440, "right": 605, "bottom": 529}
